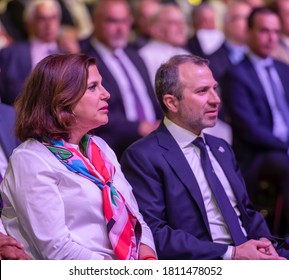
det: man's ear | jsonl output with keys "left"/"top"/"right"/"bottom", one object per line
{"left": 163, "top": 94, "right": 179, "bottom": 113}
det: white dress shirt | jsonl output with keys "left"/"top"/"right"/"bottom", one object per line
{"left": 30, "top": 39, "right": 59, "bottom": 69}
{"left": 1, "top": 136, "right": 155, "bottom": 259}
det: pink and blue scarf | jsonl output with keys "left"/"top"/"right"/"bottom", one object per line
{"left": 44, "top": 134, "right": 141, "bottom": 260}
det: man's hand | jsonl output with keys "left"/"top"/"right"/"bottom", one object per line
{"left": 258, "top": 237, "right": 284, "bottom": 258}
{"left": 234, "top": 239, "right": 286, "bottom": 260}
{"left": 0, "top": 232, "right": 31, "bottom": 260}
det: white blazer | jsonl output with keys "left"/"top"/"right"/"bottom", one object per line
{"left": 1, "top": 136, "right": 155, "bottom": 259}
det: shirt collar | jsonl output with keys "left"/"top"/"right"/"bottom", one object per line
{"left": 90, "top": 37, "right": 124, "bottom": 57}
{"left": 164, "top": 117, "right": 204, "bottom": 149}
{"left": 247, "top": 51, "right": 273, "bottom": 67}
{"left": 30, "top": 38, "right": 58, "bottom": 51}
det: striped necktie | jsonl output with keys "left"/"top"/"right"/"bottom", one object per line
{"left": 113, "top": 53, "right": 146, "bottom": 121}
{"left": 265, "top": 65, "right": 289, "bottom": 134}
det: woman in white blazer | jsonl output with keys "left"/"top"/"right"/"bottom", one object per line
{"left": 0, "top": 53, "right": 156, "bottom": 260}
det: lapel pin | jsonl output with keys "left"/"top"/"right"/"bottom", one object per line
{"left": 218, "top": 146, "right": 225, "bottom": 153}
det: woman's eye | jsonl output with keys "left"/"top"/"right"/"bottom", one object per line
{"left": 88, "top": 84, "right": 97, "bottom": 91}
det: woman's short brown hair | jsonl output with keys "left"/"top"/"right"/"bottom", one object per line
{"left": 15, "top": 53, "right": 96, "bottom": 142}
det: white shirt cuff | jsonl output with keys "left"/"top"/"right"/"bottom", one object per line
{"left": 222, "top": 245, "right": 234, "bottom": 260}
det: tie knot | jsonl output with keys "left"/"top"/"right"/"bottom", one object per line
{"left": 193, "top": 137, "right": 206, "bottom": 150}
{"left": 264, "top": 63, "right": 274, "bottom": 72}
{"left": 113, "top": 52, "right": 122, "bottom": 61}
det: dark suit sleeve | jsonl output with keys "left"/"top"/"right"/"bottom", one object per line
{"left": 221, "top": 68, "right": 288, "bottom": 151}
{"left": 0, "top": 43, "right": 31, "bottom": 105}
{"left": 121, "top": 144, "right": 228, "bottom": 260}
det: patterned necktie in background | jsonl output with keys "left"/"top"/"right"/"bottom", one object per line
{"left": 265, "top": 65, "right": 289, "bottom": 133}
{"left": 113, "top": 53, "right": 146, "bottom": 121}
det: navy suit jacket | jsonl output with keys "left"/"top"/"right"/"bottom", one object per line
{"left": 0, "top": 103, "right": 19, "bottom": 159}
{"left": 207, "top": 42, "right": 232, "bottom": 82}
{"left": 0, "top": 42, "right": 32, "bottom": 105}
{"left": 221, "top": 56, "right": 289, "bottom": 167}
{"left": 186, "top": 35, "right": 208, "bottom": 58}
{"left": 121, "top": 122, "right": 287, "bottom": 259}
{"left": 81, "top": 41, "right": 163, "bottom": 158}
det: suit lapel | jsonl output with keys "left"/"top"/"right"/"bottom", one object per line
{"left": 274, "top": 60, "right": 289, "bottom": 105}
{"left": 156, "top": 124, "right": 210, "bottom": 232}
{"left": 244, "top": 58, "right": 267, "bottom": 100}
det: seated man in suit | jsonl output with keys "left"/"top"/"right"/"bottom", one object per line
{"left": 139, "top": 3, "right": 190, "bottom": 85}
{"left": 186, "top": 3, "right": 224, "bottom": 58}
{"left": 0, "top": 103, "right": 20, "bottom": 172}
{"left": 221, "top": 7, "right": 289, "bottom": 232}
{"left": 0, "top": 0, "right": 62, "bottom": 105}
{"left": 131, "top": 0, "right": 161, "bottom": 50}
{"left": 81, "top": 0, "right": 162, "bottom": 159}
{"left": 121, "top": 54, "right": 289, "bottom": 260}
{"left": 0, "top": 103, "right": 29, "bottom": 260}
{"left": 208, "top": 0, "right": 252, "bottom": 82}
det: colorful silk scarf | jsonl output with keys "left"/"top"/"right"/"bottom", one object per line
{"left": 43, "top": 134, "right": 141, "bottom": 260}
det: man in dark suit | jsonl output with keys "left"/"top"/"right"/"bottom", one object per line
{"left": 81, "top": 0, "right": 162, "bottom": 159}
{"left": 131, "top": 0, "right": 161, "bottom": 50}
{"left": 221, "top": 7, "right": 289, "bottom": 230}
{"left": 0, "top": 103, "right": 19, "bottom": 164}
{"left": 186, "top": 3, "right": 223, "bottom": 58}
{"left": 0, "top": 0, "right": 62, "bottom": 105}
{"left": 121, "top": 54, "right": 289, "bottom": 260}
{"left": 208, "top": 1, "right": 251, "bottom": 82}
{"left": 0, "top": 103, "right": 29, "bottom": 260}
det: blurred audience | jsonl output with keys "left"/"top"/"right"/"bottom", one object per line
{"left": 187, "top": 2, "right": 224, "bottom": 58}
{"left": 2, "top": 0, "right": 29, "bottom": 41}
{"left": 208, "top": 0, "right": 252, "bottom": 82}
{"left": 221, "top": 7, "right": 289, "bottom": 232}
{"left": 131, "top": 0, "right": 161, "bottom": 49}
{"left": 0, "top": 19, "right": 12, "bottom": 50}
{"left": 139, "top": 3, "right": 189, "bottom": 85}
{"left": 81, "top": 0, "right": 162, "bottom": 159}
{"left": 208, "top": 0, "right": 232, "bottom": 30}
{"left": 0, "top": 103, "right": 19, "bottom": 178}
{"left": 58, "top": 0, "right": 94, "bottom": 39}
{"left": 0, "top": 0, "right": 62, "bottom": 105}
{"left": 0, "top": 102, "right": 29, "bottom": 260}
{"left": 1, "top": 0, "right": 93, "bottom": 41}
{"left": 271, "top": 0, "right": 289, "bottom": 65}
{"left": 244, "top": 0, "right": 265, "bottom": 7}
{"left": 57, "top": 25, "right": 80, "bottom": 54}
